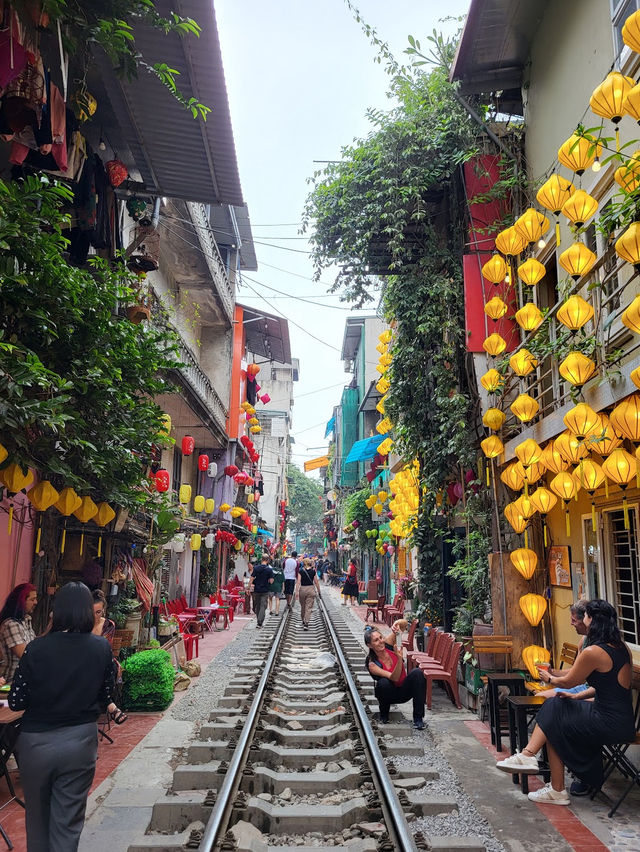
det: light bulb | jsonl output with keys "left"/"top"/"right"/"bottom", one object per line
{"left": 592, "top": 158, "right": 601, "bottom": 173}
{"left": 505, "top": 273, "right": 511, "bottom": 284}
{"left": 538, "top": 238, "right": 547, "bottom": 249}
{"left": 98, "top": 139, "right": 106, "bottom": 151}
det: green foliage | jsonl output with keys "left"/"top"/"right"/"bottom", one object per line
{"left": 122, "top": 648, "right": 174, "bottom": 710}
{"left": 447, "top": 492, "right": 492, "bottom": 635}
{"left": 198, "top": 552, "right": 218, "bottom": 599}
{"left": 0, "top": 176, "right": 179, "bottom": 509}
{"left": 286, "top": 464, "right": 323, "bottom": 536}
{"left": 21, "top": 1, "right": 209, "bottom": 119}
{"left": 345, "top": 487, "right": 376, "bottom": 552}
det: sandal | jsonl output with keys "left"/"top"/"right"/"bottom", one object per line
{"left": 113, "top": 710, "right": 128, "bottom": 725}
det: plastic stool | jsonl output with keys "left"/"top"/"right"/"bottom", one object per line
{"left": 182, "top": 631, "right": 199, "bottom": 661}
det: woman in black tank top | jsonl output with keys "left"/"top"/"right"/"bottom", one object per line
{"left": 296, "top": 559, "right": 321, "bottom": 628}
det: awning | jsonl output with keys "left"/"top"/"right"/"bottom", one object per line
{"left": 324, "top": 416, "right": 336, "bottom": 438}
{"left": 344, "top": 435, "right": 384, "bottom": 465}
{"left": 304, "top": 456, "right": 330, "bottom": 472}
{"left": 240, "top": 304, "right": 292, "bottom": 365}
{"left": 258, "top": 528, "right": 273, "bottom": 537}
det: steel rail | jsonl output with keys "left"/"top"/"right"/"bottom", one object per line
{"left": 318, "top": 597, "right": 418, "bottom": 852}
{"left": 199, "top": 609, "right": 290, "bottom": 851}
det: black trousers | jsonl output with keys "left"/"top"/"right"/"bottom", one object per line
{"left": 375, "top": 668, "right": 426, "bottom": 720}
{"left": 16, "top": 722, "right": 98, "bottom": 852}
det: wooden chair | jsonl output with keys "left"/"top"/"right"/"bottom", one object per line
{"left": 365, "top": 595, "right": 384, "bottom": 622}
{"left": 366, "top": 579, "right": 378, "bottom": 600}
{"left": 381, "top": 593, "right": 401, "bottom": 624}
{"left": 472, "top": 635, "right": 513, "bottom": 674}
{"left": 375, "top": 595, "right": 387, "bottom": 621}
{"left": 419, "top": 641, "right": 463, "bottom": 709}
{"left": 558, "top": 642, "right": 578, "bottom": 668}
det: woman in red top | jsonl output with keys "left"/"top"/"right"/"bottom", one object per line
{"left": 365, "top": 620, "right": 426, "bottom": 729}
{"left": 342, "top": 558, "right": 359, "bottom": 606}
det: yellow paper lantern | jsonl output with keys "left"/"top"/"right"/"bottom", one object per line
{"left": 27, "top": 481, "right": 59, "bottom": 512}
{"left": 558, "top": 243, "right": 597, "bottom": 281}
{"left": 247, "top": 493, "right": 255, "bottom": 504}
{"left": 240, "top": 401, "right": 252, "bottom": 412}
{"left": 557, "top": 133, "right": 601, "bottom": 175}
{"left": 511, "top": 394, "right": 539, "bottom": 422}
{"left": 55, "top": 487, "right": 82, "bottom": 516}
{"left": 193, "top": 495, "right": 205, "bottom": 513}
{"left": 190, "top": 534, "right": 202, "bottom": 551}
{"left": 622, "top": 295, "right": 640, "bottom": 334}
{"left": 515, "top": 302, "right": 544, "bottom": 332}
{"left": 615, "top": 222, "right": 640, "bottom": 270}
{"left": 504, "top": 502, "right": 528, "bottom": 534}
{"left": 0, "top": 463, "right": 33, "bottom": 493}
{"left": 495, "top": 226, "right": 526, "bottom": 258}
{"left": 250, "top": 425, "right": 262, "bottom": 434}
{"left": 500, "top": 462, "right": 525, "bottom": 491}
{"left": 602, "top": 448, "right": 637, "bottom": 529}
{"left": 541, "top": 440, "right": 569, "bottom": 474}
{"left": 610, "top": 394, "right": 640, "bottom": 442}
{"left": 378, "top": 490, "right": 388, "bottom": 503}
{"left": 564, "top": 403, "right": 600, "bottom": 441}
{"left": 231, "top": 506, "right": 244, "bottom": 518}
{"left": 510, "top": 548, "right": 537, "bottom": 580}
{"left": 0, "top": 444, "right": 7, "bottom": 466}
{"left": 220, "top": 503, "right": 230, "bottom": 513}
{"left": 614, "top": 151, "right": 640, "bottom": 191}
{"left": 509, "top": 349, "right": 538, "bottom": 377}
{"left": 550, "top": 471, "right": 579, "bottom": 502}
{"left": 376, "top": 342, "right": 388, "bottom": 354}
{"left": 561, "top": 190, "right": 598, "bottom": 229}
{"left": 522, "top": 644, "right": 551, "bottom": 679}
{"left": 377, "top": 437, "right": 393, "bottom": 456}
{"left": 590, "top": 71, "right": 634, "bottom": 129}
{"left": 92, "top": 502, "right": 116, "bottom": 527}
{"left": 376, "top": 377, "right": 390, "bottom": 394}
{"left": 575, "top": 458, "right": 606, "bottom": 530}
{"left": 529, "top": 486, "right": 557, "bottom": 517}
{"left": 376, "top": 396, "right": 386, "bottom": 415}
{"left": 555, "top": 431, "right": 590, "bottom": 464}
{"left": 514, "top": 438, "right": 543, "bottom": 468}
{"left": 379, "top": 329, "right": 392, "bottom": 344}
{"left": 484, "top": 296, "right": 508, "bottom": 321}
{"left": 587, "top": 413, "right": 621, "bottom": 457}
{"left": 480, "top": 369, "right": 503, "bottom": 393}
{"left": 481, "top": 435, "right": 504, "bottom": 459}
{"left": 631, "top": 367, "right": 640, "bottom": 389}
{"left": 73, "top": 496, "right": 98, "bottom": 524}
{"left": 373, "top": 503, "right": 384, "bottom": 515}
{"left": 536, "top": 174, "right": 575, "bottom": 215}
{"left": 481, "top": 254, "right": 508, "bottom": 284}
{"left": 483, "top": 333, "right": 507, "bottom": 357}
{"left": 623, "top": 9, "right": 640, "bottom": 51}
{"left": 376, "top": 418, "right": 392, "bottom": 435}
{"left": 517, "top": 258, "right": 546, "bottom": 287}
{"left": 559, "top": 352, "right": 596, "bottom": 387}
{"left": 365, "top": 494, "right": 377, "bottom": 509}
{"left": 556, "top": 295, "right": 594, "bottom": 331}
{"left": 519, "top": 593, "right": 547, "bottom": 626}
{"left": 514, "top": 209, "right": 550, "bottom": 245}
{"left": 204, "top": 498, "right": 215, "bottom": 514}
{"left": 179, "top": 484, "right": 191, "bottom": 504}
{"left": 521, "top": 460, "right": 547, "bottom": 487}
{"left": 251, "top": 524, "right": 258, "bottom": 534}
{"left": 514, "top": 494, "right": 537, "bottom": 520}
{"left": 483, "top": 408, "right": 506, "bottom": 431}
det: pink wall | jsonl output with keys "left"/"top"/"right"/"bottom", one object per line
{"left": 0, "top": 491, "right": 36, "bottom": 606}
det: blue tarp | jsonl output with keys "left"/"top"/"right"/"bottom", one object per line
{"left": 257, "top": 527, "right": 273, "bottom": 537}
{"left": 344, "top": 435, "right": 383, "bottom": 464}
{"left": 324, "top": 416, "right": 336, "bottom": 438}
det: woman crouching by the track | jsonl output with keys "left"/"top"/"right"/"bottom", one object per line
{"left": 365, "top": 620, "right": 425, "bottom": 729}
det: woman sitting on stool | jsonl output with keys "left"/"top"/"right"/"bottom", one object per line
{"left": 365, "top": 620, "right": 425, "bottom": 729}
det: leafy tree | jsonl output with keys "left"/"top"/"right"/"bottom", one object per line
{"left": 286, "top": 464, "right": 323, "bottom": 539}
{"left": 303, "top": 33, "right": 496, "bottom": 624}
{"left": 0, "top": 176, "right": 179, "bottom": 510}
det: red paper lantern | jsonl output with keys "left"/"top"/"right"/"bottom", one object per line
{"left": 155, "top": 469, "right": 170, "bottom": 492}
{"left": 247, "top": 363, "right": 260, "bottom": 379}
{"left": 181, "top": 436, "right": 195, "bottom": 456}
{"left": 105, "top": 158, "right": 128, "bottom": 187}
{"left": 245, "top": 476, "right": 254, "bottom": 487}
{"left": 198, "top": 454, "right": 209, "bottom": 471}
{"left": 254, "top": 490, "right": 260, "bottom": 503}
{"left": 234, "top": 472, "right": 248, "bottom": 485}
{"left": 240, "top": 436, "right": 250, "bottom": 447}
{"left": 260, "top": 393, "right": 271, "bottom": 404}
{"left": 224, "top": 465, "right": 239, "bottom": 477}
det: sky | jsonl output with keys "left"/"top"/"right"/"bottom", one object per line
{"left": 215, "top": 0, "right": 471, "bottom": 474}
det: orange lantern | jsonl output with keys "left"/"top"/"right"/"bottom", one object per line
{"left": 559, "top": 352, "right": 596, "bottom": 387}
{"left": 500, "top": 462, "right": 525, "bottom": 492}
{"left": 484, "top": 296, "right": 508, "bottom": 321}
{"left": 575, "top": 458, "right": 605, "bottom": 530}
{"left": 509, "top": 349, "right": 538, "bottom": 377}
{"left": 515, "top": 303, "right": 544, "bottom": 332}
{"left": 510, "top": 548, "right": 537, "bottom": 581}
{"left": 480, "top": 369, "right": 503, "bottom": 393}
{"left": 558, "top": 243, "right": 597, "bottom": 281}
{"left": 522, "top": 644, "right": 551, "bottom": 679}
{"left": 564, "top": 403, "right": 600, "bottom": 441}
{"left": 557, "top": 133, "right": 601, "bottom": 175}
{"left": 514, "top": 209, "right": 550, "bottom": 246}
{"left": 514, "top": 438, "right": 543, "bottom": 469}
{"left": 483, "top": 333, "right": 507, "bottom": 357}
{"left": 610, "top": 394, "right": 640, "bottom": 442}
{"left": 511, "top": 394, "right": 539, "bottom": 422}
{"left": 556, "top": 295, "right": 594, "bottom": 331}
{"left": 495, "top": 226, "right": 527, "bottom": 258}
{"left": 483, "top": 408, "right": 506, "bottom": 431}
{"left": 541, "top": 440, "right": 570, "bottom": 474}
{"left": 561, "top": 190, "right": 598, "bottom": 228}
{"left": 554, "top": 431, "right": 590, "bottom": 464}
{"left": 519, "top": 593, "right": 547, "bottom": 626}
{"left": 517, "top": 258, "right": 546, "bottom": 287}
{"left": 482, "top": 254, "right": 508, "bottom": 284}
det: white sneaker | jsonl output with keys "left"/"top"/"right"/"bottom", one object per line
{"left": 496, "top": 751, "right": 539, "bottom": 773}
{"left": 527, "top": 784, "right": 570, "bottom": 805}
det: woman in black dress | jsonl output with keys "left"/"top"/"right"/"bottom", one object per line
{"left": 496, "top": 599, "right": 635, "bottom": 805}
{"left": 342, "top": 558, "right": 359, "bottom": 606}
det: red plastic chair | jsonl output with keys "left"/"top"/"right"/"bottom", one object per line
{"left": 418, "top": 640, "right": 463, "bottom": 709}
{"left": 402, "top": 619, "right": 418, "bottom": 654}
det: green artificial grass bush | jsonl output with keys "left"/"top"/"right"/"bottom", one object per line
{"left": 122, "top": 648, "right": 175, "bottom": 711}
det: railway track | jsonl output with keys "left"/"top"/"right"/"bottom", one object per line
{"left": 126, "top": 598, "right": 486, "bottom": 852}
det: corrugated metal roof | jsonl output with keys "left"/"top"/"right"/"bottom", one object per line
{"left": 450, "top": 0, "right": 550, "bottom": 115}
{"left": 209, "top": 203, "right": 258, "bottom": 271}
{"left": 240, "top": 304, "right": 292, "bottom": 365}
{"left": 87, "top": 0, "right": 244, "bottom": 205}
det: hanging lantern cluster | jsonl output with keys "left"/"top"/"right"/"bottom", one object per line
{"left": 387, "top": 462, "right": 420, "bottom": 538}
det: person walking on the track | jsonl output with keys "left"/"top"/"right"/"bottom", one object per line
{"left": 296, "top": 558, "right": 321, "bottom": 628}
{"left": 251, "top": 555, "right": 274, "bottom": 628}
{"left": 282, "top": 551, "right": 298, "bottom": 610}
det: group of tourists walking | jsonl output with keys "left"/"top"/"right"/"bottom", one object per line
{"left": 248, "top": 550, "right": 322, "bottom": 628}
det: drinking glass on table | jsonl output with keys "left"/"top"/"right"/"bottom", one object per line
{"left": 535, "top": 660, "right": 550, "bottom": 686}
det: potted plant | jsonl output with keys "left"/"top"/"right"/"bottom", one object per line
{"left": 198, "top": 556, "right": 217, "bottom": 606}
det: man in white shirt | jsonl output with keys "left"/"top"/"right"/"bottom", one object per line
{"left": 282, "top": 551, "right": 299, "bottom": 610}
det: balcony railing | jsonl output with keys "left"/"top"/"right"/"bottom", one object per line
{"left": 174, "top": 334, "right": 227, "bottom": 434}
{"left": 494, "top": 248, "right": 640, "bottom": 460}
{"left": 187, "top": 202, "right": 235, "bottom": 323}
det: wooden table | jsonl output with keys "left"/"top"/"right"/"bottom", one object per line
{"left": 485, "top": 672, "right": 526, "bottom": 752}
